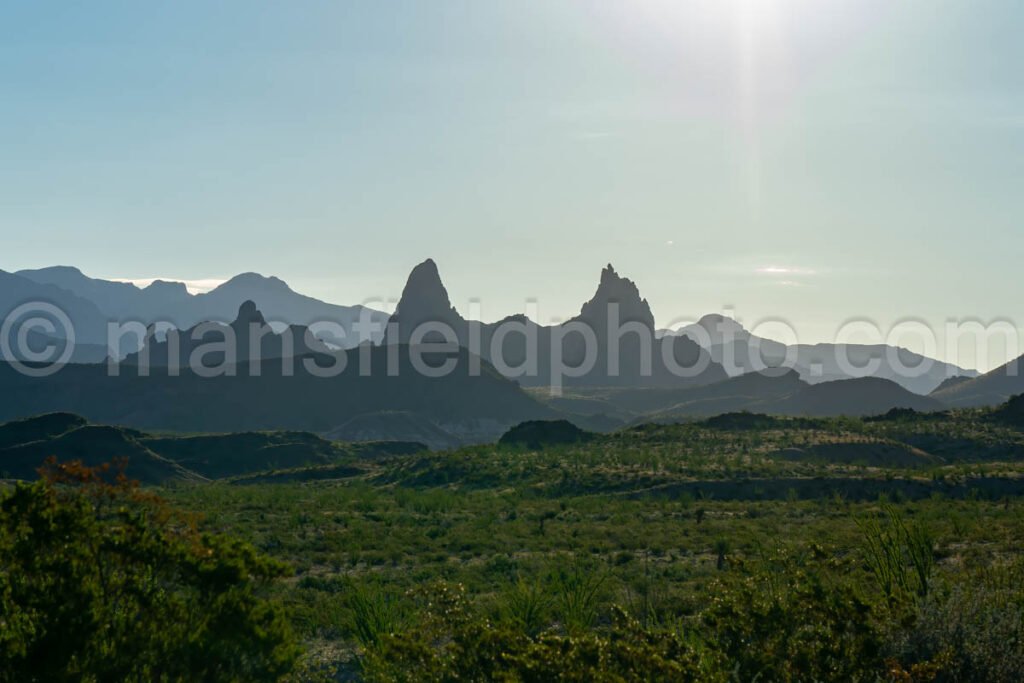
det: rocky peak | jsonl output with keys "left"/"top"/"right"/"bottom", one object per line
{"left": 384, "top": 259, "right": 466, "bottom": 345}
{"left": 394, "top": 259, "right": 459, "bottom": 320}
{"left": 233, "top": 300, "right": 267, "bottom": 328}
{"left": 576, "top": 264, "right": 655, "bottom": 328}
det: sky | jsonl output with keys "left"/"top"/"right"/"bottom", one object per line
{"left": 1, "top": 1, "right": 1021, "bottom": 369}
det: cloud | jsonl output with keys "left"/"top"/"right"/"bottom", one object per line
{"left": 755, "top": 266, "right": 816, "bottom": 276}
{"left": 111, "top": 278, "right": 225, "bottom": 294}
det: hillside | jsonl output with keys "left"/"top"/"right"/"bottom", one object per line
{"left": 0, "top": 343, "right": 554, "bottom": 441}
{"left": 141, "top": 430, "right": 351, "bottom": 479}
{"left": 0, "top": 416, "right": 201, "bottom": 484}
{"left": 779, "top": 376, "right": 944, "bottom": 417}
{"left": 0, "top": 414, "right": 428, "bottom": 483}
{"left": 534, "top": 369, "right": 942, "bottom": 424}
{"left": 323, "top": 411, "right": 461, "bottom": 451}
{"left": 932, "top": 355, "right": 1024, "bottom": 407}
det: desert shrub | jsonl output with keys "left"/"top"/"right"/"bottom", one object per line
{"left": 858, "top": 504, "right": 936, "bottom": 603}
{"left": 890, "top": 562, "right": 1024, "bottom": 682}
{"left": 554, "top": 558, "right": 608, "bottom": 633}
{"left": 363, "top": 587, "right": 724, "bottom": 683}
{"left": 498, "top": 577, "right": 552, "bottom": 638}
{"left": 347, "top": 581, "right": 408, "bottom": 648}
{"left": 0, "top": 459, "right": 300, "bottom": 682}
{"left": 700, "top": 546, "right": 885, "bottom": 683}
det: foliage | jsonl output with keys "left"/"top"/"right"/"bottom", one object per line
{"left": 890, "top": 561, "right": 1024, "bottom": 682}
{"left": 363, "top": 586, "right": 724, "bottom": 683}
{"left": 6, "top": 402, "right": 1024, "bottom": 679}
{"left": 700, "top": 547, "right": 885, "bottom": 682}
{"left": 859, "top": 504, "right": 936, "bottom": 603}
{"left": 499, "top": 577, "right": 552, "bottom": 638}
{"left": 0, "top": 459, "right": 300, "bottom": 682}
{"left": 553, "top": 558, "right": 608, "bottom": 633}
{"left": 347, "top": 581, "right": 408, "bottom": 648}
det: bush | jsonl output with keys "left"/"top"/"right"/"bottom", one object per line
{"left": 891, "top": 562, "right": 1024, "bottom": 682}
{"left": 363, "top": 588, "right": 724, "bottom": 683}
{"left": 858, "top": 504, "right": 935, "bottom": 603}
{"left": 499, "top": 578, "right": 552, "bottom": 638}
{"left": 0, "top": 459, "right": 300, "bottom": 682}
{"left": 701, "top": 547, "right": 885, "bottom": 682}
{"left": 347, "top": 581, "right": 408, "bottom": 648}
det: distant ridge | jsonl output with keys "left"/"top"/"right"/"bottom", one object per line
{"left": 933, "top": 354, "right": 1024, "bottom": 407}
{"left": 3, "top": 259, "right": 984, "bottom": 396}
{"left": 121, "top": 300, "right": 332, "bottom": 367}
{"left": 0, "top": 299, "right": 555, "bottom": 443}
{"left": 535, "top": 369, "right": 943, "bottom": 424}
{"left": 675, "top": 314, "right": 976, "bottom": 395}
{"left": 0, "top": 270, "right": 111, "bottom": 349}
{"left": 15, "top": 266, "right": 388, "bottom": 349}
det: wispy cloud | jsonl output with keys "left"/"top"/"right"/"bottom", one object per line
{"left": 755, "top": 266, "right": 817, "bottom": 276}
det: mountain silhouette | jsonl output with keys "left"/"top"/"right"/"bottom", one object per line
{"left": 575, "top": 264, "right": 656, "bottom": 329}
{"left": 0, "top": 270, "right": 114, "bottom": 363}
{"left": 4, "top": 259, "right": 985, "bottom": 397}
{"left": 15, "top": 267, "right": 388, "bottom": 349}
{"left": 0, "top": 341, "right": 554, "bottom": 443}
{"left": 384, "top": 259, "right": 466, "bottom": 344}
{"left": 782, "top": 377, "right": 943, "bottom": 416}
{"left": 541, "top": 368, "right": 942, "bottom": 424}
{"left": 932, "top": 354, "right": 1024, "bottom": 407}
{"left": 15, "top": 266, "right": 190, "bottom": 321}
{"left": 675, "top": 314, "right": 975, "bottom": 395}
{"left": 384, "top": 259, "right": 726, "bottom": 389}
{"left": 121, "top": 301, "right": 332, "bottom": 368}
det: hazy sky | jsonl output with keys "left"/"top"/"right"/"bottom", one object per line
{"left": 1, "top": 1, "right": 1021, "bottom": 368}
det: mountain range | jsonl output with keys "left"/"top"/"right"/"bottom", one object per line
{"left": 3, "top": 260, "right": 980, "bottom": 394}
{"left": 4, "top": 259, "right": 1023, "bottom": 447}
{"left": 674, "top": 313, "right": 977, "bottom": 395}
{"left": 0, "top": 316, "right": 555, "bottom": 444}
{"left": 12, "top": 266, "right": 388, "bottom": 349}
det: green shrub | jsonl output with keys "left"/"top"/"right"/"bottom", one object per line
{"left": 499, "top": 578, "right": 552, "bottom": 638}
{"left": 554, "top": 558, "right": 608, "bottom": 633}
{"left": 859, "top": 504, "right": 936, "bottom": 603}
{"left": 364, "top": 592, "right": 724, "bottom": 683}
{"left": 701, "top": 547, "right": 885, "bottom": 682}
{"left": 0, "top": 460, "right": 300, "bottom": 682}
{"left": 347, "top": 581, "right": 408, "bottom": 648}
{"left": 892, "top": 562, "right": 1024, "bottom": 682}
